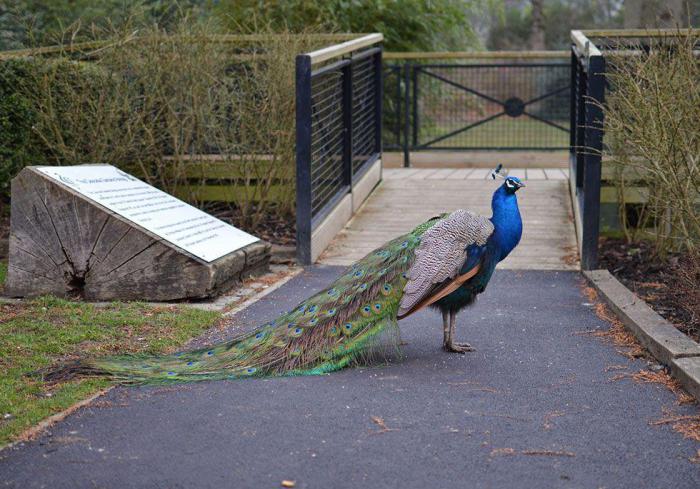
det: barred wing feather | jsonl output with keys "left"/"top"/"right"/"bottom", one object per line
{"left": 398, "top": 210, "right": 493, "bottom": 318}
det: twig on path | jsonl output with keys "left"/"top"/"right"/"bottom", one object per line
{"left": 690, "top": 449, "right": 700, "bottom": 464}
{"left": 611, "top": 370, "right": 695, "bottom": 405}
{"left": 468, "top": 412, "right": 532, "bottom": 422}
{"left": 521, "top": 449, "right": 576, "bottom": 457}
{"left": 649, "top": 414, "right": 700, "bottom": 426}
{"left": 542, "top": 410, "right": 565, "bottom": 430}
{"left": 604, "top": 364, "right": 629, "bottom": 372}
{"left": 650, "top": 411, "right": 700, "bottom": 442}
{"left": 370, "top": 415, "right": 399, "bottom": 434}
{"left": 489, "top": 447, "right": 575, "bottom": 457}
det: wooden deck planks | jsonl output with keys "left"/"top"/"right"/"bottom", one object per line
{"left": 318, "top": 168, "right": 579, "bottom": 270}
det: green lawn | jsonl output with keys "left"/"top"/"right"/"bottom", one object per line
{"left": 417, "top": 116, "right": 569, "bottom": 149}
{"left": 0, "top": 265, "right": 220, "bottom": 446}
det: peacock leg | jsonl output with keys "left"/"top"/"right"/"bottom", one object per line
{"left": 445, "top": 310, "right": 475, "bottom": 354}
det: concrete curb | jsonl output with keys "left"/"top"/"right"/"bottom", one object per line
{"left": 584, "top": 269, "right": 700, "bottom": 401}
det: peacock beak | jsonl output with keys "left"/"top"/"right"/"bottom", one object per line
{"left": 517, "top": 181, "right": 526, "bottom": 188}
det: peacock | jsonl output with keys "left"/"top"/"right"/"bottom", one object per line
{"left": 46, "top": 166, "right": 524, "bottom": 384}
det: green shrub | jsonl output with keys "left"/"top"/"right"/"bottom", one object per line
{"left": 0, "top": 58, "right": 40, "bottom": 199}
{"left": 1, "top": 20, "right": 319, "bottom": 229}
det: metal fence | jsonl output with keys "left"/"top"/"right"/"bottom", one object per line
{"left": 296, "top": 35, "right": 383, "bottom": 264}
{"left": 383, "top": 52, "right": 571, "bottom": 166}
{"left": 569, "top": 31, "right": 606, "bottom": 270}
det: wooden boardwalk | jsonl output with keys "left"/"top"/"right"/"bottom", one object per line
{"left": 318, "top": 168, "right": 578, "bottom": 270}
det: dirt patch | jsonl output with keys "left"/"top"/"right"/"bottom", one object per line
{"left": 205, "top": 203, "right": 295, "bottom": 246}
{"left": 599, "top": 237, "right": 699, "bottom": 342}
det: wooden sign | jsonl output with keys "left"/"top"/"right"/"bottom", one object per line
{"left": 5, "top": 165, "right": 270, "bottom": 301}
{"left": 35, "top": 165, "right": 259, "bottom": 262}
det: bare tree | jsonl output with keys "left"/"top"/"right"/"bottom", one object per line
{"left": 530, "top": 0, "right": 546, "bottom": 49}
{"left": 623, "top": 0, "right": 689, "bottom": 28}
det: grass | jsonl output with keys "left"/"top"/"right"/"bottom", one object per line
{"left": 417, "top": 117, "right": 568, "bottom": 148}
{"left": 0, "top": 286, "right": 220, "bottom": 446}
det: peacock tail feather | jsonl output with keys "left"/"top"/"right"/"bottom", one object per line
{"left": 48, "top": 216, "right": 446, "bottom": 384}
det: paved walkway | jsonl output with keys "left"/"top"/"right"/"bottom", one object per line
{"left": 2, "top": 267, "right": 699, "bottom": 489}
{"left": 319, "top": 168, "right": 578, "bottom": 269}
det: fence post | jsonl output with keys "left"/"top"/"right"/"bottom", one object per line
{"left": 568, "top": 48, "right": 577, "bottom": 180}
{"left": 295, "top": 54, "right": 313, "bottom": 265}
{"left": 342, "top": 61, "right": 354, "bottom": 187}
{"left": 403, "top": 63, "right": 411, "bottom": 167}
{"left": 580, "top": 53, "right": 605, "bottom": 270}
{"left": 373, "top": 48, "right": 383, "bottom": 161}
{"left": 412, "top": 65, "right": 419, "bottom": 148}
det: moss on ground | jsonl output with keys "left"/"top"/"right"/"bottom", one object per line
{"left": 0, "top": 294, "right": 219, "bottom": 445}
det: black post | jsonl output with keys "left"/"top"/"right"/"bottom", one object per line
{"left": 568, "top": 48, "right": 577, "bottom": 185}
{"left": 403, "top": 63, "right": 411, "bottom": 168}
{"left": 373, "top": 49, "right": 383, "bottom": 157}
{"left": 342, "top": 61, "right": 354, "bottom": 187}
{"left": 575, "top": 58, "right": 586, "bottom": 190}
{"left": 295, "top": 54, "right": 313, "bottom": 265}
{"left": 373, "top": 48, "right": 383, "bottom": 181}
{"left": 580, "top": 53, "right": 605, "bottom": 270}
{"left": 412, "top": 65, "right": 419, "bottom": 147}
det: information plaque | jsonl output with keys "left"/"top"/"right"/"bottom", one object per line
{"left": 36, "top": 165, "right": 259, "bottom": 263}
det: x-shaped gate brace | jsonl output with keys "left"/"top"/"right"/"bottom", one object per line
{"left": 414, "top": 65, "right": 570, "bottom": 149}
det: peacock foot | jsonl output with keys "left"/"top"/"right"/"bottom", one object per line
{"left": 444, "top": 342, "right": 475, "bottom": 354}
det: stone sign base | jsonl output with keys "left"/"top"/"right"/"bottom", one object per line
{"left": 5, "top": 167, "right": 270, "bottom": 301}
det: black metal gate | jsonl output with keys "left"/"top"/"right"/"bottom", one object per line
{"left": 384, "top": 60, "right": 571, "bottom": 164}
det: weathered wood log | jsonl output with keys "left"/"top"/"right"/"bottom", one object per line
{"left": 5, "top": 167, "right": 270, "bottom": 301}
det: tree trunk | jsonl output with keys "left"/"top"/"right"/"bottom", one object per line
{"left": 623, "top": 0, "right": 689, "bottom": 28}
{"left": 5, "top": 167, "right": 270, "bottom": 301}
{"left": 529, "top": 0, "right": 546, "bottom": 50}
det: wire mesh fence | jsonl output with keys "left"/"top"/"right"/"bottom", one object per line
{"left": 383, "top": 58, "right": 571, "bottom": 155}
{"left": 309, "top": 68, "right": 345, "bottom": 218}
{"left": 296, "top": 42, "right": 382, "bottom": 264}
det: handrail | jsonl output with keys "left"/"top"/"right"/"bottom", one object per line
{"left": 0, "top": 33, "right": 369, "bottom": 60}
{"left": 384, "top": 50, "right": 569, "bottom": 60}
{"left": 571, "top": 30, "right": 602, "bottom": 58}
{"left": 580, "top": 28, "right": 700, "bottom": 38}
{"left": 304, "top": 33, "right": 383, "bottom": 65}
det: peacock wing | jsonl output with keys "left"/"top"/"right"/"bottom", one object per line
{"left": 397, "top": 209, "right": 493, "bottom": 318}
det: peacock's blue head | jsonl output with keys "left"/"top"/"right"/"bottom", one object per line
{"left": 502, "top": 176, "right": 525, "bottom": 195}
{"left": 491, "top": 164, "right": 525, "bottom": 195}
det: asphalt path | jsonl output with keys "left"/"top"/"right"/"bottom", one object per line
{"left": 1, "top": 267, "right": 699, "bottom": 488}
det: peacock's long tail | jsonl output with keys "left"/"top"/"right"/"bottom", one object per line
{"left": 45, "top": 217, "right": 443, "bottom": 384}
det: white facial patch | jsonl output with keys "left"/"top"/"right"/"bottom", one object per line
{"left": 506, "top": 179, "right": 516, "bottom": 189}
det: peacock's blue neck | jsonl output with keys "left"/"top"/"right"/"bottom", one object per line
{"left": 489, "top": 185, "right": 523, "bottom": 262}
